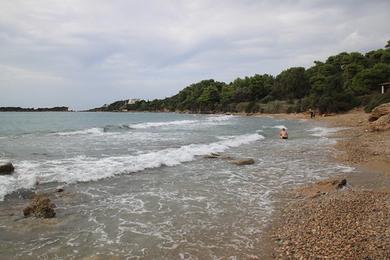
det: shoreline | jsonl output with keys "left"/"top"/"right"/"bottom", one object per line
{"left": 262, "top": 108, "right": 390, "bottom": 258}
{"left": 1, "top": 109, "right": 388, "bottom": 258}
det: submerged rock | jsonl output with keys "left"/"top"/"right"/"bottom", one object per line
{"left": 23, "top": 194, "right": 56, "bottom": 218}
{"left": 56, "top": 187, "right": 64, "bottom": 193}
{"left": 0, "top": 162, "right": 14, "bottom": 175}
{"left": 231, "top": 158, "right": 255, "bottom": 165}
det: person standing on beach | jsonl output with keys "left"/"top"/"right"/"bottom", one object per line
{"left": 309, "top": 108, "right": 315, "bottom": 119}
{"left": 280, "top": 128, "right": 288, "bottom": 139}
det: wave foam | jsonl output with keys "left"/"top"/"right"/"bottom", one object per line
{"left": 206, "top": 115, "right": 234, "bottom": 122}
{"left": 0, "top": 133, "right": 264, "bottom": 201}
{"left": 263, "top": 125, "right": 287, "bottom": 130}
{"left": 129, "top": 120, "right": 198, "bottom": 129}
{"left": 53, "top": 127, "right": 106, "bottom": 136}
{"left": 307, "top": 127, "right": 348, "bottom": 137}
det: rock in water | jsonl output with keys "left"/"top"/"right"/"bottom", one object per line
{"left": 23, "top": 206, "right": 33, "bottom": 217}
{"left": 232, "top": 158, "right": 255, "bottom": 165}
{"left": 0, "top": 162, "right": 14, "bottom": 175}
{"left": 56, "top": 187, "right": 64, "bottom": 193}
{"left": 23, "top": 194, "right": 56, "bottom": 218}
{"left": 368, "top": 102, "right": 390, "bottom": 122}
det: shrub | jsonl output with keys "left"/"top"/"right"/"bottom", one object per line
{"left": 364, "top": 92, "right": 390, "bottom": 112}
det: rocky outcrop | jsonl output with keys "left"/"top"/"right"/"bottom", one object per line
{"left": 368, "top": 102, "right": 390, "bottom": 131}
{"left": 0, "top": 162, "right": 14, "bottom": 175}
{"left": 368, "top": 102, "right": 390, "bottom": 122}
{"left": 369, "top": 113, "right": 390, "bottom": 131}
{"left": 23, "top": 194, "right": 56, "bottom": 218}
{"left": 231, "top": 158, "right": 255, "bottom": 166}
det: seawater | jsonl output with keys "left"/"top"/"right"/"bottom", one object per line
{"left": 0, "top": 112, "right": 352, "bottom": 258}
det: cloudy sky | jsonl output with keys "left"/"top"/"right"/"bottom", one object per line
{"left": 0, "top": 0, "right": 389, "bottom": 110}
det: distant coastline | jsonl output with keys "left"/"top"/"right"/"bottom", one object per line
{"left": 0, "top": 106, "right": 70, "bottom": 112}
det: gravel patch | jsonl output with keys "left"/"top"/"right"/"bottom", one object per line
{"left": 273, "top": 189, "right": 390, "bottom": 259}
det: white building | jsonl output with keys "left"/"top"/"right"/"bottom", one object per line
{"left": 127, "top": 99, "right": 141, "bottom": 104}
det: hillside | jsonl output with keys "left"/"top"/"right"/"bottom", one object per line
{"left": 90, "top": 41, "right": 390, "bottom": 114}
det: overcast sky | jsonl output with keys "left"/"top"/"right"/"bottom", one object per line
{"left": 0, "top": 0, "right": 389, "bottom": 110}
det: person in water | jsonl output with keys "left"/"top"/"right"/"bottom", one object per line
{"left": 280, "top": 128, "right": 288, "bottom": 139}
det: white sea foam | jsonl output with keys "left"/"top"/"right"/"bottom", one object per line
{"left": 307, "top": 126, "right": 348, "bottom": 137}
{"left": 273, "top": 125, "right": 287, "bottom": 129}
{"left": 205, "top": 115, "right": 234, "bottom": 122}
{"left": 263, "top": 125, "right": 287, "bottom": 130}
{"left": 129, "top": 115, "right": 234, "bottom": 129}
{"left": 129, "top": 120, "right": 198, "bottom": 129}
{"left": 53, "top": 127, "right": 106, "bottom": 136}
{"left": 49, "top": 116, "right": 235, "bottom": 137}
{"left": 0, "top": 133, "right": 264, "bottom": 201}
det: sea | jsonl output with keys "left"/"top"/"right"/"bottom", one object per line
{"left": 0, "top": 112, "right": 353, "bottom": 259}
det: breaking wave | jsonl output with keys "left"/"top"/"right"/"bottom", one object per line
{"left": 0, "top": 132, "right": 264, "bottom": 201}
{"left": 50, "top": 116, "right": 236, "bottom": 136}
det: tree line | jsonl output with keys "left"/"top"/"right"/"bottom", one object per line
{"left": 92, "top": 41, "right": 390, "bottom": 114}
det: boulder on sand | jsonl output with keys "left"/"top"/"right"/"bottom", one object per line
{"left": 0, "top": 162, "right": 14, "bottom": 175}
{"left": 231, "top": 158, "right": 255, "bottom": 166}
{"left": 369, "top": 113, "right": 390, "bottom": 131}
{"left": 368, "top": 102, "right": 390, "bottom": 122}
{"left": 23, "top": 194, "right": 56, "bottom": 218}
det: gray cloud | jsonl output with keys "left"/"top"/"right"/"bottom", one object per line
{"left": 0, "top": 0, "right": 389, "bottom": 109}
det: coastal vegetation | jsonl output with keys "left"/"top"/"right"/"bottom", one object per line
{"left": 92, "top": 41, "right": 390, "bottom": 114}
{"left": 0, "top": 106, "right": 69, "bottom": 112}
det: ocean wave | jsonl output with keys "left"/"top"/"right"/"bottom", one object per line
{"left": 0, "top": 132, "right": 264, "bottom": 201}
{"left": 48, "top": 116, "right": 235, "bottom": 136}
{"left": 52, "top": 127, "right": 106, "bottom": 136}
{"left": 129, "top": 120, "right": 198, "bottom": 129}
{"left": 263, "top": 125, "right": 287, "bottom": 130}
{"left": 205, "top": 115, "right": 234, "bottom": 122}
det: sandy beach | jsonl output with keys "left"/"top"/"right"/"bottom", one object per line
{"left": 263, "top": 108, "right": 390, "bottom": 259}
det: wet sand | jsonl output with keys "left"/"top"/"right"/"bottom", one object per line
{"left": 263, "top": 109, "right": 390, "bottom": 259}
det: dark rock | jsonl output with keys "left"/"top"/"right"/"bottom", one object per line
{"left": 23, "top": 206, "right": 33, "bottom": 217}
{"left": 0, "top": 162, "right": 14, "bottom": 175}
{"left": 337, "top": 179, "right": 347, "bottom": 189}
{"left": 56, "top": 187, "right": 64, "bottom": 193}
{"left": 232, "top": 158, "right": 255, "bottom": 165}
{"left": 23, "top": 194, "right": 56, "bottom": 218}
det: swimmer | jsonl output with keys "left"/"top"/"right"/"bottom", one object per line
{"left": 280, "top": 128, "right": 288, "bottom": 139}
